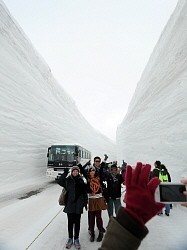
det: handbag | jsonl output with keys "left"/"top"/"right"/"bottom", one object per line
{"left": 58, "top": 188, "right": 67, "bottom": 206}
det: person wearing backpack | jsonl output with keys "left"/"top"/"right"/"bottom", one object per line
{"left": 150, "top": 161, "right": 170, "bottom": 215}
{"left": 57, "top": 166, "right": 87, "bottom": 249}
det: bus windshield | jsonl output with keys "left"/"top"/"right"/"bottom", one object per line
{"left": 49, "top": 145, "right": 75, "bottom": 162}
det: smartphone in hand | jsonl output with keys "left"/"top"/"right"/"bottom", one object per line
{"left": 155, "top": 183, "right": 187, "bottom": 203}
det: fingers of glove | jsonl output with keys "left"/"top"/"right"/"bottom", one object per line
{"left": 125, "top": 165, "right": 132, "bottom": 186}
{"left": 147, "top": 177, "right": 161, "bottom": 195}
{"left": 131, "top": 163, "right": 142, "bottom": 185}
{"left": 136, "top": 162, "right": 143, "bottom": 168}
{"left": 138, "top": 164, "right": 151, "bottom": 186}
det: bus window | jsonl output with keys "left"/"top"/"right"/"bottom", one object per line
{"left": 78, "top": 148, "right": 82, "bottom": 157}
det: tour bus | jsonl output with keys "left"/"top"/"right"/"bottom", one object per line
{"left": 46, "top": 144, "right": 91, "bottom": 179}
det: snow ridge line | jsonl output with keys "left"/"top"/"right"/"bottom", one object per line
{"left": 25, "top": 208, "right": 63, "bottom": 249}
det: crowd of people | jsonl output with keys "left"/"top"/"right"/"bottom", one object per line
{"left": 57, "top": 157, "right": 187, "bottom": 250}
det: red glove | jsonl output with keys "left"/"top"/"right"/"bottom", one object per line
{"left": 124, "top": 162, "right": 164, "bottom": 225}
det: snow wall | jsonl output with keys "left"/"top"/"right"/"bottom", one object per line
{"left": 0, "top": 1, "right": 116, "bottom": 189}
{"left": 117, "top": 0, "right": 187, "bottom": 180}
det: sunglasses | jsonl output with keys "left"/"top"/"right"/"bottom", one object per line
{"left": 90, "top": 169, "right": 96, "bottom": 172}
{"left": 95, "top": 160, "right": 100, "bottom": 163}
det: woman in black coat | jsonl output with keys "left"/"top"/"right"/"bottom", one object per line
{"left": 57, "top": 166, "right": 87, "bottom": 249}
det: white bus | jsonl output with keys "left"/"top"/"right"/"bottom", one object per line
{"left": 46, "top": 144, "right": 91, "bottom": 179}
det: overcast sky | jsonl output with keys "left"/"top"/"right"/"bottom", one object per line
{"left": 3, "top": 0, "right": 178, "bottom": 141}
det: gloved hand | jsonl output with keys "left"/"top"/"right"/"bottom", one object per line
{"left": 77, "top": 163, "right": 82, "bottom": 168}
{"left": 104, "top": 154, "right": 108, "bottom": 161}
{"left": 124, "top": 162, "right": 164, "bottom": 225}
{"left": 84, "top": 204, "right": 88, "bottom": 211}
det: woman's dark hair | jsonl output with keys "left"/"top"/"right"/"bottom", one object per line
{"left": 88, "top": 167, "right": 98, "bottom": 177}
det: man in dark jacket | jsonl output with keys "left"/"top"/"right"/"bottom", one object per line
{"left": 106, "top": 164, "right": 124, "bottom": 217}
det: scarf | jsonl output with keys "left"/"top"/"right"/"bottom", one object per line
{"left": 89, "top": 176, "right": 101, "bottom": 195}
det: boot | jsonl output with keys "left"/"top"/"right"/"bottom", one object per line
{"left": 96, "top": 232, "right": 103, "bottom": 242}
{"left": 90, "top": 232, "right": 95, "bottom": 242}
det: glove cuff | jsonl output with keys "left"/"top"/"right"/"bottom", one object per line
{"left": 116, "top": 207, "right": 148, "bottom": 240}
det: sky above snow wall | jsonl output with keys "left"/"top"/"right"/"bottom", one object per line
{"left": 0, "top": 1, "right": 116, "bottom": 191}
{"left": 117, "top": 0, "right": 187, "bottom": 180}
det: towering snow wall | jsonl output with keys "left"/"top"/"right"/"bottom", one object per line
{"left": 117, "top": 0, "right": 187, "bottom": 180}
{"left": 0, "top": 1, "right": 116, "bottom": 189}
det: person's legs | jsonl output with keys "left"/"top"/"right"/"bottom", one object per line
{"left": 66, "top": 214, "right": 74, "bottom": 248}
{"left": 67, "top": 213, "right": 74, "bottom": 239}
{"left": 114, "top": 198, "right": 121, "bottom": 216}
{"left": 89, "top": 211, "right": 96, "bottom": 241}
{"left": 74, "top": 214, "right": 81, "bottom": 239}
{"left": 165, "top": 204, "right": 170, "bottom": 216}
{"left": 95, "top": 210, "right": 104, "bottom": 231}
{"left": 96, "top": 209, "right": 105, "bottom": 233}
{"left": 88, "top": 212, "right": 90, "bottom": 231}
{"left": 95, "top": 210, "right": 104, "bottom": 242}
{"left": 89, "top": 211, "right": 95, "bottom": 233}
{"left": 74, "top": 214, "right": 81, "bottom": 249}
{"left": 107, "top": 198, "right": 114, "bottom": 217}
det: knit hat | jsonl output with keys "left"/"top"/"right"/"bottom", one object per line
{"left": 111, "top": 164, "right": 117, "bottom": 170}
{"left": 71, "top": 166, "right": 80, "bottom": 173}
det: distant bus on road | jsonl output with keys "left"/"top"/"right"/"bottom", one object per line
{"left": 46, "top": 144, "right": 91, "bottom": 179}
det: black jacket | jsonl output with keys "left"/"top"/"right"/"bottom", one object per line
{"left": 57, "top": 171, "right": 87, "bottom": 214}
{"left": 106, "top": 173, "right": 123, "bottom": 199}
